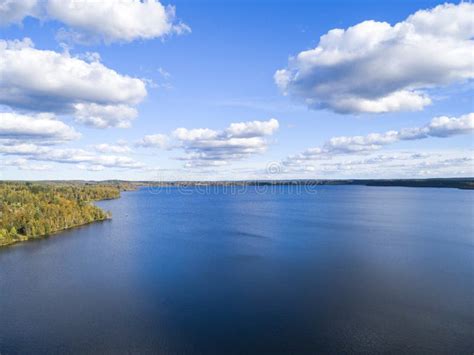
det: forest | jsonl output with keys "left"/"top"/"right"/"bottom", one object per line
{"left": 0, "top": 182, "right": 124, "bottom": 247}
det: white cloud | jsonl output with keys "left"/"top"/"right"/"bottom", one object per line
{"left": 329, "top": 91, "right": 432, "bottom": 114}
{"left": 158, "top": 118, "right": 280, "bottom": 168}
{"left": 73, "top": 103, "right": 138, "bottom": 128}
{"left": 0, "top": 38, "right": 146, "bottom": 128}
{"left": 0, "top": 111, "right": 80, "bottom": 143}
{"left": 276, "top": 150, "right": 474, "bottom": 179}
{"left": 173, "top": 128, "right": 219, "bottom": 141}
{"left": 76, "top": 163, "right": 105, "bottom": 171}
{"left": 172, "top": 119, "right": 279, "bottom": 167}
{"left": 183, "top": 160, "right": 228, "bottom": 169}
{"left": 0, "top": 143, "right": 42, "bottom": 155}
{"left": 0, "top": 143, "right": 144, "bottom": 169}
{"left": 136, "top": 134, "right": 169, "bottom": 149}
{"left": 284, "top": 113, "right": 474, "bottom": 162}
{"left": 92, "top": 143, "right": 132, "bottom": 154}
{"left": 0, "top": 0, "right": 189, "bottom": 44}
{"left": 225, "top": 118, "right": 279, "bottom": 138}
{"left": 0, "top": 158, "right": 52, "bottom": 171}
{"left": 0, "top": 0, "right": 38, "bottom": 26}
{"left": 425, "top": 115, "right": 474, "bottom": 137}
{"left": 48, "top": 0, "right": 189, "bottom": 44}
{"left": 275, "top": 2, "right": 474, "bottom": 114}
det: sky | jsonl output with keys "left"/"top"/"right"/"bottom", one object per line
{"left": 0, "top": 0, "right": 472, "bottom": 181}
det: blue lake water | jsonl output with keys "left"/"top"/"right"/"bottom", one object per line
{"left": 0, "top": 186, "right": 473, "bottom": 354}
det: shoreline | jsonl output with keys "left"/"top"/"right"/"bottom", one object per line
{"left": 3, "top": 178, "right": 473, "bottom": 190}
{"left": 0, "top": 215, "right": 112, "bottom": 249}
{"left": 0, "top": 193, "right": 120, "bottom": 249}
{"left": 121, "top": 179, "right": 474, "bottom": 190}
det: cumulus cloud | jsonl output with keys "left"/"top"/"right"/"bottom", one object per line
{"left": 73, "top": 103, "right": 138, "bottom": 128}
{"left": 0, "top": 158, "right": 52, "bottom": 171}
{"left": 0, "top": 38, "right": 147, "bottom": 128}
{"left": 136, "top": 134, "right": 170, "bottom": 149}
{"left": 275, "top": 2, "right": 474, "bottom": 114}
{"left": 92, "top": 143, "right": 132, "bottom": 154}
{"left": 135, "top": 119, "right": 279, "bottom": 167}
{"left": 275, "top": 150, "right": 474, "bottom": 179}
{"left": 0, "top": 111, "right": 80, "bottom": 143}
{"left": 55, "top": 0, "right": 190, "bottom": 43}
{"left": 0, "top": 0, "right": 189, "bottom": 44}
{"left": 171, "top": 119, "right": 279, "bottom": 167}
{"left": 424, "top": 115, "right": 474, "bottom": 137}
{"left": 284, "top": 113, "right": 474, "bottom": 163}
{"left": 331, "top": 152, "right": 474, "bottom": 178}
{"left": 0, "top": 143, "right": 144, "bottom": 170}
{"left": 225, "top": 118, "right": 279, "bottom": 138}
{"left": 173, "top": 128, "right": 219, "bottom": 141}
{"left": 0, "top": 0, "right": 38, "bottom": 25}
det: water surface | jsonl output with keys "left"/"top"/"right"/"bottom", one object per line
{"left": 1, "top": 186, "right": 473, "bottom": 354}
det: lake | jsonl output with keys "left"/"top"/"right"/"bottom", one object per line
{"left": 0, "top": 186, "right": 473, "bottom": 354}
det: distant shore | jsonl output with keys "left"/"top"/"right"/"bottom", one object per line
{"left": 0, "top": 215, "right": 112, "bottom": 248}
{"left": 24, "top": 178, "right": 472, "bottom": 190}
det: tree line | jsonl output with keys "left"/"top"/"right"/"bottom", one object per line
{"left": 0, "top": 182, "right": 123, "bottom": 247}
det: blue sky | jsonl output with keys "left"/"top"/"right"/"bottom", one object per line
{"left": 0, "top": 0, "right": 472, "bottom": 180}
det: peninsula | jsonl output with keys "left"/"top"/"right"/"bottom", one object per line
{"left": 0, "top": 182, "right": 131, "bottom": 247}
